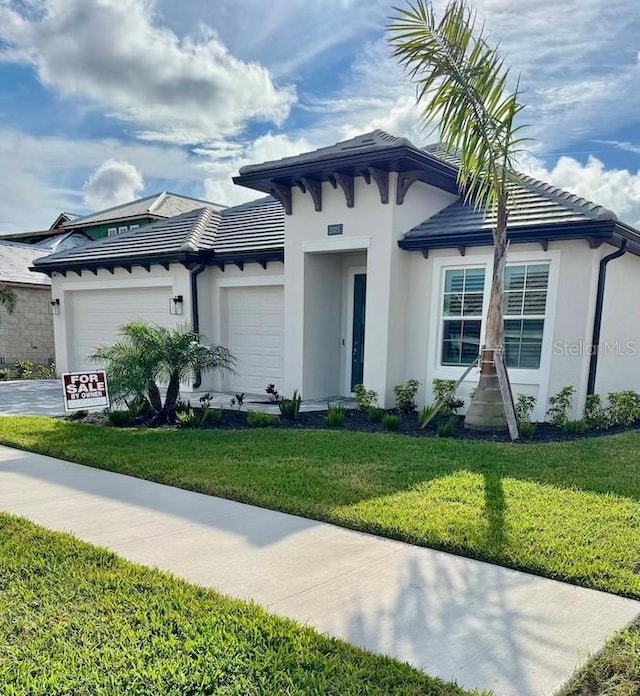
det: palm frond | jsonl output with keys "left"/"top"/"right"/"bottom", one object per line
{"left": 388, "top": 0, "right": 529, "bottom": 212}
{"left": 0, "top": 285, "right": 16, "bottom": 314}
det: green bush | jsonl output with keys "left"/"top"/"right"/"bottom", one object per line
{"left": 382, "top": 414, "right": 401, "bottom": 431}
{"left": 35, "top": 364, "right": 56, "bottom": 379}
{"left": 0, "top": 368, "right": 10, "bottom": 381}
{"left": 608, "top": 391, "right": 640, "bottom": 426}
{"left": 437, "top": 416, "right": 458, "bottom": 438}
{"left": 325, "top": 405, "right": 346, "bottom": 428}
{"left": 279, "top": 389, "right": 302, "bottom": 420}
{"left": 14, "top": 360, "right": 34, "bottom": 379}
{"left": 246, "top": 411, "right": 278, "bottom": 428}
{"left": 584, "top": 394, "right": 610, "bottom": 430}
{"left": 107, "top": 410, "right": 133, "bottom": 427}
{"left": 201, "top": 407, "right": 222, "bottom": 426}
{"left": 393, "top": 379, "right": 420, "bottom": 414}
{"left": 418, "top": 403, "right": 440, "bottom": 428}
{"left": 176, "top": 410, "right": 199, "bottom": 429}
{"left": 515, "top": 393, "right": 536, "bottom": 423}
{"left": 547, "top": 386, "right": 575, "bottom": 427}
{"left": 564, "top": 419, "right": 587, "bottom": 435}
{"left": 68, "top": 409, "right": 89, "bottom": 421}
{"left": 432, "top": 379, "right": 464, "bottom": 417}
{"left": 367, "top": 407, "right": 385, "bottom": 423}
{"left": 353, "top": 384, "right": 379, "bottom": 412}
{"left": 518, "top": 421, "right": 537, "bottom": 440}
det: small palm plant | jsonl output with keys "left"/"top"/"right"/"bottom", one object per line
{"left": 0, "top": 284, "right": 16, "bottom": 316}
{"left": 91, "top": 322, "right": 236, "bottom": 424}
{"left": 388, "top": 0, "right": 529, "bottom": 431}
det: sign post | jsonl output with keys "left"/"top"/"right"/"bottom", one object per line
{"left": 62, "top": 371, "right": 110, "bottom": 412}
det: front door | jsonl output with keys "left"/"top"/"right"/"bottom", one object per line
{"left": 351, "top": 273, "right": 366, "bottom": 390}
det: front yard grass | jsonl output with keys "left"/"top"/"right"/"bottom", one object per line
{"left": 1, "top": 417, "right": 640, "bottom": 599}
{"left": 0, "top": 514, "right": 474, "bottom": 696}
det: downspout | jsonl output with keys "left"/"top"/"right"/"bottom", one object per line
{"left": 190, "top": 263, "right": 206, "bottom": 389}
{"left": 586, "top": 241, "right": 627, "bottom": 395}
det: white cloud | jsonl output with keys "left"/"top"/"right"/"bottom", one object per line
{"left": 523, "top": 154, "right": 640, "bottom": 227}
{"left": 0, "top": 0, "right": 295, "bottom": 144}
{"left": 83, "top": 159, "right": 144, "bottom": 210}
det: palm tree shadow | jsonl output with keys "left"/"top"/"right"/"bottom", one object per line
{"left": 483, "top": 470, "right": 507, "bottom": 553}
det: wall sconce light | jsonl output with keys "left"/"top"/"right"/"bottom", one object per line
{"left": 48, "top": 298, "right": 60, "bottom": 316}
{"left": 169, "top": 295, "right": 184, "bottom": 315}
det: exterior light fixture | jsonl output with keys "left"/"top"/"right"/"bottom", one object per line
{"left": 169, "top": 295, "right": 184, "bottom": 315}
{"left": 48, "top": 298, "right": 61, "bottom": 316}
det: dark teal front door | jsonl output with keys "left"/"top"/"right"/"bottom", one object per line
{"left": 351, "top": 273, "right": 367, "bottom": 390}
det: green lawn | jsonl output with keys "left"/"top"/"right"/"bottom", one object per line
{"left": 0, "top": 514, "right": 474, "bottom": 696}
{"left": 1, "top": 417, "right": 640, "bottom": 600}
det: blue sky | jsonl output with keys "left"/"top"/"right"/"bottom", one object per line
{"left": 0, "top": 0, "right": 638, "bottom": 232}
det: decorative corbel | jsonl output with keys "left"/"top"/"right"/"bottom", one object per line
{"left": 587, "top": 237, "right": 603, "bottom": 249}
{"left": 361, "top": 168, "right": 371, "bottom": 184}
{"left": 270, "top": 183, "right": 292, "bottom": 215}
{"left": 421, "top": 249, "right": 429, "bottom": 259}
{"left": 457, "top": 246, "right": 466, "bottom": 257}
{"left": 539, "top": 240, "right": 549, "bottom": 251}
{"left": 396, "top": 170, "right": 422, "bottom": 204}
{"left": 369, "top": 167, "right": 389, "bottom": 204}
{"left": 301, "top": 177, "right": 322, "bottom": 212}
{"left": 235, "top": 261, "right": 244, "bottom": 271}
{"left": 334, "top": 172, "right": 355, "bottom": 208}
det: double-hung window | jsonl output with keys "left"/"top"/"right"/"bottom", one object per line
{"left": 503, "top": 264, "right": 549, "bottom": 369}
{"left": 441, "top": 267, "right": 485, "bottom": 366}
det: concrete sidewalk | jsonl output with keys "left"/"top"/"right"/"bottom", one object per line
{"left": 1, "top": 445, "right": 637, "bottom": 696}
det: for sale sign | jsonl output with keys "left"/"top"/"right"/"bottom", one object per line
{"left": 62, "top": 371, "right": 110, "bottom": 412}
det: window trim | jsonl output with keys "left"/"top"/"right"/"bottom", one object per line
{"left": 107, "top": 227, "right": 118, "bottom": 237}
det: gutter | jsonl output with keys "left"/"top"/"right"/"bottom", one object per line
{"left": 586, "top": 241, "right": 628, "bottom": 395}
{"left": 190, "top": 263, "right": 206, "bottom": 389}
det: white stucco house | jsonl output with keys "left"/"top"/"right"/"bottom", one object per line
{"left": 33, "top": 131, "right": 640, "bottom": 421}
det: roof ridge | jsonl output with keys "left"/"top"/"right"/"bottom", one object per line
{"left": 148, "top": 191, "right": 167, "bottom": 214}
{"left": 180, "top": 207, "right": 216, "bottom": 252}
{"left": 62, "top": 192, "right": 162, "bottom": 226}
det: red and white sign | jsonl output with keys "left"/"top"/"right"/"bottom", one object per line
{"left": 62, "top": 371, "right": 110, "bottom": 412}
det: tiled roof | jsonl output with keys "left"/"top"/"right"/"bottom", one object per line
{"left": 33, "top": 197, "right": 284, "bottom": 271}
{"left": 239, "top": 130, "right": 416, "bottom": 175}
{"left": 0, "top": 241, "right": 51, "bottom": 285}
{"left": 62, "top": 192, "right": 225, "bottom": 229}
{"left": 406, "top": 145, "right": 617, "bottom": 240}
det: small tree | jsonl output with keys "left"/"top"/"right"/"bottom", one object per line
{"left": 388, "top": 0, "right": 529, "bottom": 431}
{"left": 0, "top": 285, "right": 16, "bottom": 317}
{"left": 91, "top": 322, "right": 236, "bottom": 424}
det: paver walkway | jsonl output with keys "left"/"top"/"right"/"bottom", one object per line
{"left": 1, "top": 444, "right": 638, "bottom": 696}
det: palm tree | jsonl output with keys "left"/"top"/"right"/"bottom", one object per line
{"left": 388, "top": 0, "right": 528, "bottom": 431}
{"left": 0, "top": 285, "right": 16, "bottom": 316}
{"left": 92, "top": 322, "right": 236, "bottom": 424}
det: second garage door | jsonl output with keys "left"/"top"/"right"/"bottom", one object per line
{"left": 223, "top": 285, "right": 284, "bottom": 394}
{"left": 67, "top": 286, "right": 173, "bottom": 371}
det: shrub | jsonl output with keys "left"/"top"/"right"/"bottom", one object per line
{"left": 201, "top": 407, "right": 222, "bottom": 426}
{"left": 0, "top": 368, "right": 10, "bottom": 381}
{"left": 547, "top": 386, "right": 575, "bottom": 427}
{"left": 393, "top": 379, "right": 420, "bottom": 414}
{"left": 607, "top": 391, "right": 640, "bottom": 426}
{"left": 15, "top": 360, "right": 34, "bottom": 379}
{"left": 246, "top": 411, "right": 278, "bottom": 428}
{"left": 175, "top": 399, "right": 190, "bottom": 414}
{"left": 437, "top": 416, "right": 458, "bottom": 438}
{"left": 265, "top": 383, "right": 280, "bottom": 402}
{"left": 325, "top": 404, "right": 346, "bottom": 428}
{"left": 368, "top": 407, "right": 385, "bottom": 423}
{"left": 68, "top": 409, "right": 89, "bottom": 421}
{"left": 107, "top": 410, "right": 133, "bottom": 427}
{"left": 279, "top": 389, "right": 302, "bottom": 420}
{"left": 515, "top": 394, "right": 536, "bottom": 423}
{"left": 382, "top": 413, "right": 401, "bottom": 431}
{"left": 564, "top": 419, "right": 587, "bottom": 435}
{"left": 432, "top": 379, "right": 464, "bottom": 417}
{"left": 584, "top": 394, "right": 610, "bottom": 430}
{"left": 176, "top": 410, "right": 199, "bottom": 429}
{"left": 518, "top": 421, "right": 537, "bottom": 440}
{"left": 230, "top": 393, "right": 245, "bottom": 410}
{"left": 35, "top": 363, "right": 56, "bottom": 379}
{"left": 353, "top": 384, "right": 379, "bottom": 412}
{"left": 418, "top": 403, "right": 440, "bottom": 428}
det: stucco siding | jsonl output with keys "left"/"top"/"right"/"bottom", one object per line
{"left": 0, "top": 285, "right": 54, "bottom": 367}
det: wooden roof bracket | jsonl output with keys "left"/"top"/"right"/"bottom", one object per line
{"left": 270, "top": 183, "right": 292, "bottom": 215}
{"left": 396, "top": 170, "right": 422, "bottom": 204}
{"left": 369, "top": 167, "right": 389, "bottom": 204}
{"left": 301, "top": 177, "right": 322, "bottom": 212}
{"left": 333, "top": 172, "right": 355, "bottom": 208}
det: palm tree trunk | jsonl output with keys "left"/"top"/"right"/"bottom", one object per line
{"left": 147, "top": 381, "right": 162, "bottom": 414}
{"left": 465, "top": 199, "right": 508, "bottom": 431}
{"left": 158, "top": 372, "right": 181, "bottom": 424}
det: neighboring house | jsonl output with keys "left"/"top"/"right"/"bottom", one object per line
{"left": 0, "top": 242, "right": 55, "bottom": 368}
{"left": 1, "top": 212, "right": 79, "bottom": 245}
{"left": 33, "top": 131, "right": 640, "bottom": 420}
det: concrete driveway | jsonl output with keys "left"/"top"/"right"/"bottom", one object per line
{"left": 0, "top": 379, "right": 65, "bottom": 416}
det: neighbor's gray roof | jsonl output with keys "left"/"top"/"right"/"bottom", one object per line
{"left": 62, "top": 192, "right": 226, "bottom": 229}
{"left": 0, "top": 241, "right": 51, "bottom": 285}
{"left": 405, "top": 144, "right": 618, "bottom": 240}
{"left": 239, "top": 130, "right": 416, "bottom": 175}
{"left": 33, "top": 197, "right": 285, "bottom": 271}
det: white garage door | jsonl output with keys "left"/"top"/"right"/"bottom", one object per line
{"left": 68, "top": 286, "right": 173, "bottom": 371}
{"left": 223, "top": 286, "right": 284, "bottom": 394}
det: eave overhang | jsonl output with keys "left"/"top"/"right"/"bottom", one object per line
{"left": 398, "top": 220, "right": 640, "bottom": 257}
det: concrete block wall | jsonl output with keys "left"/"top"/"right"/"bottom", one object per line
{"left": 0, "top": 285, "right": 55, "bottom": 368}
